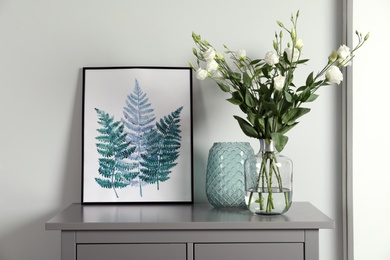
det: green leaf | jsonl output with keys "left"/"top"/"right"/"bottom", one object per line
{"left": 263, "top": 101, "right": 279, "bottom": 116}
{"left": 270, "top": 133, "right": 289, "bottom": 152}
{"left": 267, "top": 117, "right": 274, "bottom": 133}
{"left": 245, "top": 89, "right": 256, "bottom": 108}
{"left": 279, "top": 98, "right": 294, "bottom": 116}
{"left": 226, "top": 97, "right": 242, "bottom": 105}
{"left": 284, "top": 90, "right": 293, "bottom": 103}
{"left": 256, "top": 117, "right": 265, "bottom": 135}
{"left": 232, "top": 90, "right": 243, "bottom": 101}
{"left": 305, "top": 93, "right": 319, "bottom": 102}
{"left": 296, "top": 85, "right": 307, "bottom": 92}
{"left": 297, "top": 58, "right": 309, "bottom": 64}
{"left": 259, "top": 83, "right": 269, "bottom": 95}
{"left": 243, "top": 72, "right": 252, "bottom": 88}
{"left": 249, "top": 59, "right": 262, "bottom": 65}
{"left": 217, "top": 82, "right": 230, "bottom": 92}
{"left": 247, "top": 112, "right": 257, "bottom": 125}
{"left": 279, "top": 122, "right": 299, "bottom": 134}
{"left": 305, "top": 72, "right": 314, "bottom": 86}
{"left": 233, "top": 115, "right": 259, "bottom": 138}
{"left": 282, "top": 107, "right": 311, "bottom": 125}
{"left": 273, "top": 120, "right": 283, "bottom": 133}
{"left": 299, "top": 87, "right": 311, "bottom": 102}
{"left": 232, "top": 91, "right": 245, "bottom": 108}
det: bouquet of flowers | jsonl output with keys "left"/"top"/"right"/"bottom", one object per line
{"left": 190, "top": 11, "right": 368, "bottom": 214}
{"left": 190, "top": 11, "right": 368, "bottom": 152}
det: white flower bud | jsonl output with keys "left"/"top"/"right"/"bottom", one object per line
{"left": 325, "top": 65, "right": 343, "bottom": 84}
{"left": 295, "top": 38, "right": 304, "bottom": 50}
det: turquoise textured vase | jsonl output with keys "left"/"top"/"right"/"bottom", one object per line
{"left": 206, "top": 142, "right": 254, "bottom": 208}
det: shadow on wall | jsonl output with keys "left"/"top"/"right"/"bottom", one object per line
{"left": 191, "top": 79, "right": 207, "bottom": 203}
{"left": 58, "top": 69, "right": 84, "bottom": 206}
{"left": 193, "top": 148, "right": 207, "bottom": 202}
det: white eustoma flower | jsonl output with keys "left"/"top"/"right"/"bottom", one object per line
{"left": 264, "top": 51, "right": 279, "bottom": 66}
{"left": 325, "top": 65, "right": 343, "bottom": 84}
{"left": 337, "top": 45, "right": 351, "bottom": 60}
{"left": 337, "top": 45, "right": 352, "bottom": 67}
{"left": 206, "top": 59, "right": 219, "bottom": 72}
{"left": 273, "top": 75, "right": 285, "bottom": 91}
{"left": 196, "top": 68, "right": 208, "bottom": 80}
{"left": 284, "top": 47, "right": 300, "bottom": 63}
{"left": 203, "top": 47, "right": 216, "bottom": 61}
{"left": 236, "top": 49, "right": 247, "bottom": 60}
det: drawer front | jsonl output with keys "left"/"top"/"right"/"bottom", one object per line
{"left": 195, "top": 243, "right": 303, "bottom": 260}
{"left": 77, "top": 244, "right": 186, "bottom": 260}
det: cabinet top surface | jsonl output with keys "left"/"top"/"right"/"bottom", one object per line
{"left": 46, "top": 202, "right": 334, "bottom": 231}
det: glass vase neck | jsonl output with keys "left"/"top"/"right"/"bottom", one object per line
{"left": 259, "top": 139, "right": 275, "bottom": 152}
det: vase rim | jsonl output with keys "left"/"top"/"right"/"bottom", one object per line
{"left": 212, "top": 142, "right": 250, "bottom": 145}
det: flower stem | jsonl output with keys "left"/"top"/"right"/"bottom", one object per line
{"left": 248, "top": 150, "right": 290, "bottom": 214}
{"left": 248, "top": 153, "right": 267, "bottom": 211}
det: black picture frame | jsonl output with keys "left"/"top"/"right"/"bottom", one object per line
{"left": 82, "top": 66, "right": 193, "bottom": 204}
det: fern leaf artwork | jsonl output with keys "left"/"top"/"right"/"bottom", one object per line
{"left": 83, "top": 67, "right": 192, "bottom": 203}
{"left": 140, "top": 106, "right": 183, "bottom": 190}
{"left": 122, "top": 79, "right": 156, "bottom": 196}
{"left": 94, "top": 108, "right": 137, "bottom": 198}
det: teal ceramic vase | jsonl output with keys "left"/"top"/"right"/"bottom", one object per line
{"left": 206, "top": 142, "right": 254, "bottom": 208}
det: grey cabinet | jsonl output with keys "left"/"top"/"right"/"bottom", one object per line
{"left": 46, "top": 202, "right": 334, "bottom": 260}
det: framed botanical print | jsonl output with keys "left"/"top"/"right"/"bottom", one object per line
{"left": 82, "top": 66, "right": 193, "bottom": 204}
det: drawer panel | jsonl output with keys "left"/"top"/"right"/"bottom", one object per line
{"left": 195, "top": 243, "right": 303, "bottom": 260}
{"left": 77, "top": 243, "right": 186, "bottom": 260}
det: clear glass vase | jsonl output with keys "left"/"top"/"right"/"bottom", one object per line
{"left": 244, "top": 139, "right": 293, "bottom": 215}
{"left": 206, "top": 142, "right": 254, "bottom": 208}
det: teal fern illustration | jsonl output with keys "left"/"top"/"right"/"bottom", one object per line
{"left": 94, "top": 108, "right": 137, "bottom": 198}
{"left": 140, "top": 106, "right": 183, "bottom": 190}
{"left": 122, "top": 79, "right": 156, "bottom": 196}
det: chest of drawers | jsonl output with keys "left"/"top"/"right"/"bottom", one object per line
{"left": 46, "top": 202, "right": 334, "bottom": 260}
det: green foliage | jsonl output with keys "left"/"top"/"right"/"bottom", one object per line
{"left": 94, "top": 108, "right": 137, "bottom": 198}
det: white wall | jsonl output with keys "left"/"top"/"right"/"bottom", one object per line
{"left": 353, "top": 0, "right": 390, "bottom": 259}
{"left": 0, "top": 1, "right": 344, "bottom": 259}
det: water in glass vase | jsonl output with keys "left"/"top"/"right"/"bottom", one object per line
{"left": 245, "top": 187, "right": 292, "bottom": 215}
